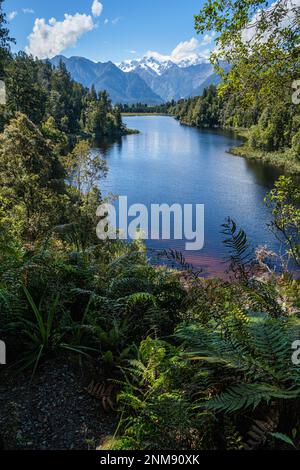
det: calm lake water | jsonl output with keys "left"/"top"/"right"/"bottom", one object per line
{"left": 99, "top": 116, "right": 283, "bottom": 276}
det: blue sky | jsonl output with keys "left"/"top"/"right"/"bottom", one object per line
{"left": 3, "top": 0, "right": 214, "bottom": 63}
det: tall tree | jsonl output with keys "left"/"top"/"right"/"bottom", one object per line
{"left": 4, "top": 52, "right": 46, "bottom": 123}
{"left": 0, "top": 0, "right": 14, "bottom": 79}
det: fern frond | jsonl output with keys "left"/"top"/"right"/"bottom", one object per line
{"left": 221, "top": 218, "right": 254, "bottom": 282}
{"left": 205, "top": 383, "right": 299, "bottom": 413}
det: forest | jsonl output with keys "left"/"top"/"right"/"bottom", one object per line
{"left": 118, "top": 102, "right": 174, "bottom": 114}
{"left": 0, "top": 0, "right": 300, "bottom": 452}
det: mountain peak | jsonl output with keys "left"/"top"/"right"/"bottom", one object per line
{"left": 119, "top": 56, "right": 177, "bottom": 76}
{"left": 118, "top": 53, "right": 209, "bottom": 76}
{"left": 49, "top": 55, "right": 163, "bottom": 105}
{"left": 49, "top": 53, "right": 218, "bottom": 104}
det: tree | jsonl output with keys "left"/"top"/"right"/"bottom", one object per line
{"left": 4, "top": 52, "right": 46, "bottom": 124}
{"left": 265, "top": 176, "right": 300, "bottom": 268}
{"left": 42, "top": 116, "right": 69, "bottom": 155}
{"left": 50, "top": 60, "right": 77, "bottom": 133}
{"left": 59, "top": 141, "right": 108, "bottom": 251}
{"left": 0, "top": 113, "right": 65, "bottom": 240}
{"left": 0, "top": 0, "right": 15, "bottom": 79}
{"left": 64, "top": 140, "right": 107, "bottom": 198}
{"left": 195, "top": 0, "right": 300, "bottom": 107}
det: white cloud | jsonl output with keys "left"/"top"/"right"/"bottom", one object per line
{"left": 22, "top": 8, "right": 34, "bottom": 14}
{"left": 91, "top": 0, "right": 103, "bottom": 18}
{"left": 7, "top": 8, "right": 34, "bottom": 22}
{"left": 26, "top": 13, "right": 95, "bottom": 59}
{"left": 104, "top": 18, "right": 109, "bottom": 25}
{"left": 7, "top": 11, "right": 18, "bottom": 21}
{"left": 171, "top": 38, "right": 200, "bottom": 61}
{"left": 146, "top": 37, "right": 214, "bottom": 64}
{"left": 201, "top": 32, "right": 216, "bottom": 46}
{"left": 112, "top": 17, "right": 121, "bottom": 25}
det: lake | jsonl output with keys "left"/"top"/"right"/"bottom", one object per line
{"left": 99, "top": 116, "right": 283, "bottom": 276}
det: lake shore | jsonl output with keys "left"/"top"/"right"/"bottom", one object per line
{"left": 230, "top": 144, "right": 300, "bottom": 176}
{"left": 174, "top": 118, "right": 300, "bottom": 175}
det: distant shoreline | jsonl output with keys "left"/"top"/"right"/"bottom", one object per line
{"left": 122, "top": 113, "right": 170, "bottom": 117}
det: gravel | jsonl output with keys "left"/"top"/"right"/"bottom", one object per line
{"left": 0, "top": 357, "right": 117, "bottom": 450}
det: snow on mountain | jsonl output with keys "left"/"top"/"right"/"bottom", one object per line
{"left": 117, "top": 54, "right": 215, "bottom": 101}
{"left": 176, "top": 55, "right": 209, "bottom": 68}
{"left": 119, "top": 56, "right": 175, "bottom": 76}
{"left": 118, "top": 54, "right": 209, "bottom": 76}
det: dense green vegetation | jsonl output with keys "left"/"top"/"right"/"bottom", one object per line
{"left": 169, "top": 0, "right": 300, "bottom": 174}
{"left": 118, "top": 101, "right": 174, "bottom": 115}
{"left": 0, "top": 0, "right": 300, "bottom": 451}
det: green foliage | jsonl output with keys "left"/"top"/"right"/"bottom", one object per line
{"left": 169, "top": 85, "right": 223, "bottom": 128}
{"left": 270, "top": 432, "right": 297, "bottom": 449}
{"left": 195, "top": 0, "right": 299, "bottom": 107}
{"left": 0, "top": 113, "right": 66, "bottom": 241}
{"left": 223, "top": 417, "right": 244, "bottom": 450}
{"left": 265, "top": 176, "right": 300, "bottom": 267}
{"left": 5, "top": 287, "right": 87, "bottom": 375}
{"left": 114, "top": 337, "right": 211, "bottom": 450}
{"left": 0, "top": 0, "right": 14, "bottom": 79}
{"left": 118, "top": 102, "right": 174, "bottom": 115}
{"left": 111, "top": 310, "right": 300, "bottom": 450}
{"left": 221, "top": 218, "right": 254, "bottom": 283}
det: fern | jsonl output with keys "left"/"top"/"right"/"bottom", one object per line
{"left": 223, "top": 417, "right": 244, "bottom": 450}
{"left": 205, "top": 383, "right": 298, "bottom": 413}
{"left": 177, "top": 315, "right": 300, "bottom": 413}
{"left": 221, "top": 218, "right": 254, "bottom": 283}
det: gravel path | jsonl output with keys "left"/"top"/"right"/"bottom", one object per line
{"left": 0, "top": 358, "right": 117, "bottom": 450}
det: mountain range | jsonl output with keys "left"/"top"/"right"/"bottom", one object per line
{"left": 50, "top": 54, "right": 220, "bottom": 104}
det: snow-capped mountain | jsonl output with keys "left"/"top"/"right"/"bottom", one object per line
{"left": 118, "top": 54, "right": 215, "bottom": 102}
{"left": 49, "top": 54, "right": 219, "bottom": 104}
{"left": 49, "top": 56, "right": 163, "bottom": 105}
{"left": 118, "top": 54, "right": 209, "bottom": 75}
{"left": 176, "top": 55, "right": 209, "bottom": 68}
{"left": 119, "top": 56, "right": 176, "bottom": 76}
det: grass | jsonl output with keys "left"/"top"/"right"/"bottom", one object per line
{"left": 230, "top": 144, "right": 300, "bottom": 175}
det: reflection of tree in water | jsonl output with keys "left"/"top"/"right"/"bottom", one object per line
{"left": 244, "top": 159, "right": 282, "bottom": 189}
{"left": 93, "top": 135, "right": 123, "bottom": 156}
